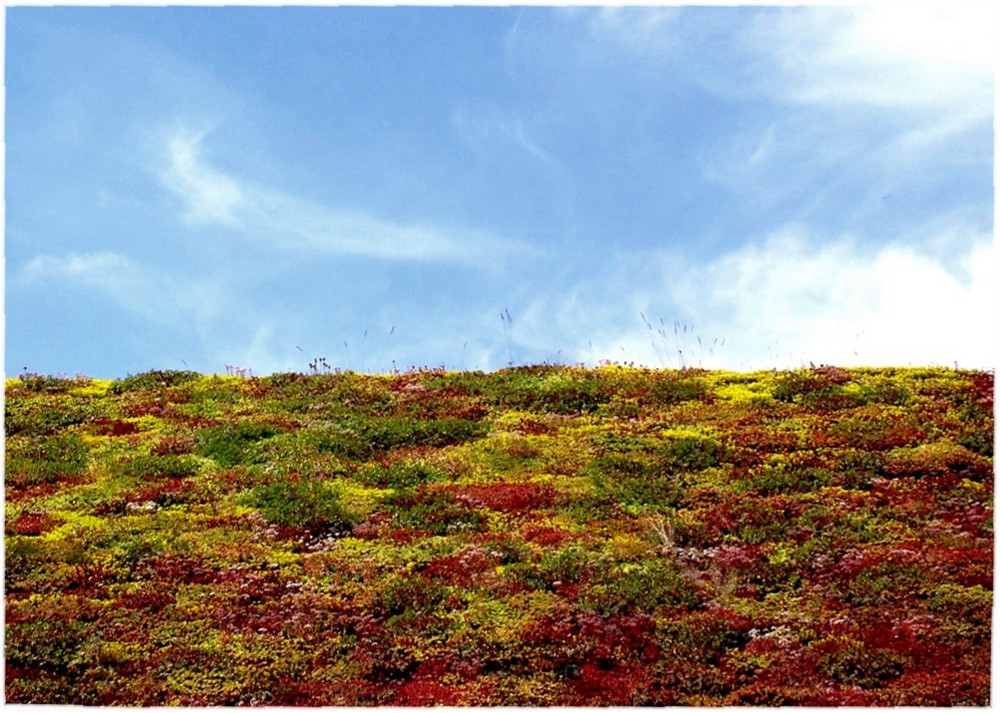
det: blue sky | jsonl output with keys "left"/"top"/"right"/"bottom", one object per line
{"left": 4, "top": 4, "right": 996, "bottom": 378}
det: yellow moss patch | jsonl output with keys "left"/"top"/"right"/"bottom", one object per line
{"left": 605, "top": 532, "right": 657, "bottom": 560}
{"left": 335, "top": 481, "right": 392, "bottom": 518}
{"left": 41, "top": 511, "right": 107, "bottom": 541}
{"left": 68, "top": 379, "right": 114, "bottom": 397}
{"left": 715, "top": 382, "right": 776, "bottom": 406}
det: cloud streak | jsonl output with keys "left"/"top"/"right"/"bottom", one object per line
{"left": 161, "top": 131, "right": 248, "bottom": 227}
{"left": 158, "top": 127, "right": 525, "bottom": 265}
{"left": 452, "top": 103, "right": 553, "bottom": 163}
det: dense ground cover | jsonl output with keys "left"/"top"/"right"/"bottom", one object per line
{"left": 4, "top": 364, "right": 993, "bottom": 705}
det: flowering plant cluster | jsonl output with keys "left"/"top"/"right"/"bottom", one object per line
{"left": 5, "top": 365, "right": 993, "bottom": 705}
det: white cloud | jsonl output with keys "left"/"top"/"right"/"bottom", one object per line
{"left": 747, "top": 4, "right": 995, "bottom": 111}
{"left": 848, "top": 3, "right": 996, "bottom": 75}
{"left": 524, "top": 226, "right": 995, "bottom": 372}
{"left": 667, "top": 228, "right": 996, "bottom": 370}
{"left": 157, "top": 127, "right": 522, "bottom": 265}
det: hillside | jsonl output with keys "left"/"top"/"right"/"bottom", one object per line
{"left": 4, "top": 365, "right": 994, "bottom": 705}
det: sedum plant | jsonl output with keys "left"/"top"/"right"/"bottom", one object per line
{"left": 4, "top": 365, "right": 993, "bottom": 705}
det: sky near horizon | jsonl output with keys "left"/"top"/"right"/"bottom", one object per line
{"left": 4, "top": 4, "right": 996, "bottom": 378}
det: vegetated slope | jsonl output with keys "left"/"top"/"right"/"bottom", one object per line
{"left": 4, "top": 365, "right": 993, "bottom": 706}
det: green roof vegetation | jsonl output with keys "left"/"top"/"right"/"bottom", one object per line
{"left": 5, "top": 364, "right": 993, "bottom": 705}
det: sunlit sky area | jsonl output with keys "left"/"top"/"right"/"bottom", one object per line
{"left": 4, "top": 4, "right": 996, "bottom": 377}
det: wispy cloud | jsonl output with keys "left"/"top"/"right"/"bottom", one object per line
{"left": 23, "top": 251, "right": 131, "bottom": 282}
{"left": 18, "top": 249, "right": 313, "bottom": 375}
{"left": 584, "top": 6, "right": 681, "bottom": 50}
{"left": 696, "top": 121, "right": 792, "bottom": 200}
{"left": 452, "top": 103, "right": 556, "bottom": 164}
{"left": 157, "top": 126, "right": 524, "bottom": 264}
{"left": 161, "top": 130, "right": 248, "bottom": 227}
{"left": 590, "top": 5, "right": 995, "bottom": 127}
{"left": 21, "top": 251, "right": 227, "bottom": 330}
{"left": 698, "top": 6, "right": 992, "bottom": 184}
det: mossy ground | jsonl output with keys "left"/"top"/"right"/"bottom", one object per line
{"left": 4, "top": 365, "right": 993, "bottom": 705}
